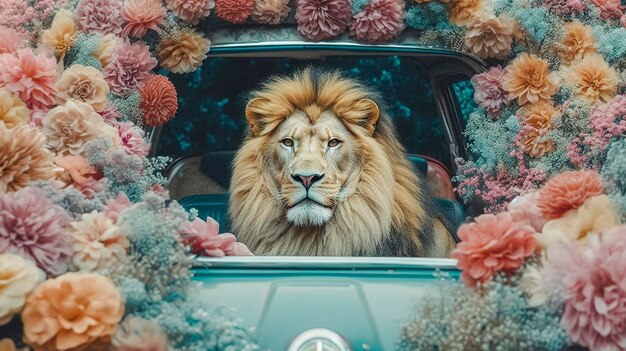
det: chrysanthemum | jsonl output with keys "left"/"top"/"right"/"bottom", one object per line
{"left": 448, "top": 0, "right": 483, "bottom": 26}
{"left": 0, "top": 48, "right": 58, "bottom": 110}
{"left": 0, "top": 87, "right": 29, "bottom": 128}
{"left": 40, "top": 10, "right": 76, "bottom": 60}
{"left": 121, "top": 0, "right": 166, "bottom": 38}
{"left": 562, "top": 54, "right": 618, "bottom": 104}
{"left": 0, "top": 27, "right": 23, "bottom": 55}
{"left": 102, "top": 41, "right": 157, "bottom": 96}
{"left": 166, "top": 0, "right": 215, "bottom": 24}
{"left": 502, "top": 53, "right": 559, "bottom": 105}
{"left": 158, "top": 30, "right": 210, "bottom": 74}
{"left": 464, "top": 16, "right": 514, "bottom": 59}
{"left": 215, "top": 0, "right": 255, "bottom": 23}
{"left": 252, "top": 0, "right": 290, "bottom": 24}
{"left": 57, "top": 64, "right": 110, "bottom": 112}
{"left": 139, "top": 75, "right": 178, "bottom": 126}
{"left": 537, "top": 170, "right": 604, "bottom": 220}
{"left": 349, "top": 0, "right": 405, "bottom": 43}
{"left": 295, "top": 0, "right": 352, "bottom": 41}
{"left": 75, "top": 0, "right": 125, "bottom": 35}
{"left": 560, "top": 21, "right": 595, "bottom": 64}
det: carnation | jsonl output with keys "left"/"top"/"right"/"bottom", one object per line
{"left": 470, "top": 66, "right": 509, "bottom": 117}
{"left": 295, "top": 0, "right": 352, "bottom": 41}
{"left": 0, "top": 253, "right": 44, "bottom": 325}
{"left": 215, "top": 0, "right": 255, "bottom": 23}
{"left": 181, "top": 216, "right": 253, "bottom": 257}
{"left": 158, "top": 30, "right": 210, "bottom": 74}
{"left": 75, "top": 0, "right": 124, "bottom": 35}
{"left": 464, "top": 15, "right": 514, "bottom": 59}
{"left": 57, "top": 64, "right": 110, "bottom": 112}
{"left": 115, "top": 121, "right": 150, "bottom": 156}
{"left": 166, "top": 0, "right": 215, "bottom": 24}
{"left": 102, "top": 41, "right": 157, "bottom": 96}
{"left": 349, "top": 0, "right": 405, "bottom": 43}
{"left": 121, "top": 0, "right": 166, "bottom": 37}
{"left": 0, "top": 48, "right": 57, "bottom": 110}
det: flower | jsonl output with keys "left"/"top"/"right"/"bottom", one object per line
{"left": 517, "top": 101, "right": 557, "bottom": 158}
{"left": 103, "top": 192, "right": 132, "bottom": 223}
{"left": 542, "top": 0, "right": 586, "bottom": 15}
{"left": 502, "top": 53, "right": 559, "bottom": 105}
{"left": 40, "top": 10, "right": 76, "bottom": 60}
{"left": 54, "top": 155, "right": 98, "bottom": 185}
{"left": 0, "top": 187, "right": 72, "bottom": 275}
{"left": 115, "top": 121, "right": 150, "bottom": 156}
{"left": 0, "top": 48, "right": 57, "bottom": 110}
{"left": 519, "top": 256, "right": 549, "bottom": 306}
{"left": 0, "top": 87, "right": 29, "bottom": 128}
{"left": 0, "top": 124, "right": 56, "bottom": 192}
{"left": 0, "top": 27, "right": 23, "bottom": 55}
{"left": 57, "top": 64, "right": 110, "bottom": 112}
{"left": 22, "top": 272, "right": 124, "bottom": 350}
{"left": 506, "top": 192, "right": 548, "bottom": 232}
{"left": 622, "top": 14, "right": 626, "bottom": 28}
{"left": 464, "top": 16, "right": 514, "bottom": 59}
{"left": 99, "top": 105, "right": 122, "bottom": 123}
{"left": 92, "top": 34, "right": 121, "bottom": 68}
{"left": 139, "top": 75, "right": 178, "bottom": 126}
{"left": 68, "top": 211, "right": 130, "bottom": 272}
{"left": 181, "top": 217, "right": 253, "bottom": 257}
{"left": 562, "top": 54, "right": 618, "bottom": 104}
{"left": 215, "top": 0, "right": 255, "bottom": 23}
{"left": 42, "top": 101, "right": 118, "bottom": 156}
{"left": 536, "top": 170, "right": 605, "bottom": 220}
{"left": 121, "top": 0, "right": 166, "bottom": 37}
{"left": 112, "top": 317, "right": 169, "bottom": 351}
{"left": 349, "top": 0, "right": 405, "bottom": 43}
{"left": 75, "top": 0, "right": 125, "bottom": 35}
{"left": 589, "top": 0, "right": 623, "bottom": 19}
{"left": 102, "top": 41, "right": 157, "bottom": 96}
{"left": 0, "top": 253, "right": 44, "bottom": 325}
{"left": 518, "top": 100, "right": 556, "bottom": 127}
{"left": 448, "top": 0, "right": 483, "bottom": 26}
{"left": 0, "top": 339, "right": 21, "bottom": 351}
{"left": 251, "top": 0, "right": 290, "bottom": 24}
{"left": 166, "top": 0, "right": 215, "bottom": 24}
{"left": 295, "top": 0, "right": 352, "bottom": 41}
{"left": 559, "top": 21, "right": 595, "bottom": 64}
{"left": 470, "top": 66, "right": 510, "bottom": 117}
{"left": 158, "top": 30, "right": 209, "bottom": 74}
{"left": 452, "top": 212, "right": 537, "bottom": 286}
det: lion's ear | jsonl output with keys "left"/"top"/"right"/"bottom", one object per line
{"left": 357, "top": 98, "right": 380, "bottom": 134}
{"left": 245, "top": 98, "right": 269, "bottom": 135}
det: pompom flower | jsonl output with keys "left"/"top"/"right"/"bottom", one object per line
{"left": 166, "top": 0, "right": 215, "bottom": 24}
{"left": 0, "top": 48, "right": 58, "bottom": 110}
{"left": 181, "top": 217, "right": 253, "bottom": 257}
{"left": 0, "top": 124, "right": 56, "bottom": 192}
{"left": 115, "top": 121, "right": 150, "bottom": 156}
{"left": 295, "top": 0, "right": 352, "bottom": 41}
{"left": 139, "top": 75, "right": 178, "bottom": 126}
{"left": 471, "top": 66, "right": 509, "bottom": 117}
{"left": 0, "top": 253, "right": 44, "bottom": 325}
{"left": 102, "top": 41, "right": 157, "bottom": 96}
{"left": 0, "top": 27, "right": 24, "bottom": 55}
{"left": 21, "top": 272, "right": 124, "bottom": 350}
{"left": 506, "top": 192, "right": 548, "bottom": 233}
{"left": 349, "top": 0, "right": 405, "bottom": 43}
{"left": 452, "top": 212, "right": 537, "bottom": 286}
{"left": 448, "top": 0, "right": 483, "bottom": 26}
{"left": 252, "top": 0, "right": 290, "bottom": 24}
{"left": 559, "top": 21, "right": 595, "bottom": 64}
{"left": 68, "top": 211, "right": 130, "bottom": 272}
{"left": 215, "top": 0, "right": 255, "bottom": 23}
{"left": 75, "top": 0, "right": 125, "bottom": 35}
{"left": 562, "top": 54, "right": 618, "bottom": 104}
{"left": 40, "top": 10, "right": 76, "bottom": 60}
{"left": 112, "top": 317, "right": 169, "bottom": 351}
{"left": 536, "top": 170, "right": 604, "bottom": 220}
{"left": 0, "top": 187, "right": 72, "bottom": 275}
{"left": 0, "top": 87, "right": 29, "bottom": 128}
{"left": 121, "top": 0, "right": 166, "bottom": 38}
{"left": 464, "top": 16, "right": 514, "bottom": 59}
{"left": 502, "top": 53, "right": 559, "bottom": 105}
{"left": 589, "top": 0, "right": 623, "bottom": 19}
{"left": 57, "top": 64, "right": 110, "bottom": 112}
{"left": 158, "top": 31, "right": 210, "bottom": 74}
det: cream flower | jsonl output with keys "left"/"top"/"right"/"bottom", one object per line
{"left": 40, "top": 9, "right": 76, "bottom": 60}
{"left": 158, "top": 30, "right": 210, "bottom": 74}
{"left": 68, "top": 211, "right": 130, "bottom": 273}
{"left": 464, "top": 16, "right": 514, "bottom": 59}
{"left": 519, "top": 255, "right": 549, "bottom": 307}
{"left": 448, "top": 0, "right": 484, "bottom": 26}
{"left": 92, "top": 34, "right": 121, "bottom": 68}
{"left": 57, "top": 65, "right": 110, "bottom": 111}
{"left": 562, "top": 54, "right": 618, "bottom": 104}
{"left": 0, "top": 253, "right": 45, "bottom": 326}
{"left": 0, "top": 88, "right": 29, "bottom": 128}
{"left": 560, "top": 21, "right": 595, "bottom": 64}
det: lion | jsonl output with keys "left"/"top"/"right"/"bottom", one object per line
{"left": 229, "top": 68, "right": 457, "bottom": 257}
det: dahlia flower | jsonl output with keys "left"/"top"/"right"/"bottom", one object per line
{"left": 139, "top": 75, "right": 178, "bottom": 126}
{"left": 75, "top": 0, "right": 124, "bottom": 35}
{"left": 121, "top": 0, "right": 166, "bottom": 37}
{"left": 0, "top": 27, "right": 24, "bottom": 55}
{"left": 589, "top": 0, "right": 623, "bottom": 19}
{"left": 295, "top": 0, "right": 352, "bottom": 41}
{"left": 115, "top": 121, "right": 150, "bottom": 156}
{"left": 562, "top": 54, "right": 618, "bottom": 104}
{"left": 92, "top": 34, "right": 121, "bottom": 68}
{"left": 448, "top": 0, "right": 484, "bottom": 26}
{"left": 181, "top": 217, "right": 253, "bottom": 257}
{"left": 102, "top": 41, "right": 157, "bottom": 96}
{"left": 537, "top": 170, "right": 605, "bottom": 220}
{"left": 112, "top": 317, "right": 169, "bottom": 351}
{"left": 0, "top": 124, "right": 56, "bottom": 192}
{"left": 252, "top": 0, "right": 290, "bottom": 24}
{"left": 158, "top": 30, "right": 209, "bottom": 73}
{"left": 166, "top": 0, "right": 215, "bottom": 24}
{"left": 349, "top": 0, "right": 405, "bottom": 43}
{"left": 520, "top": 124, "right": 554, "bottom": 158}
{"left": 0, "top": 187, "right": 72, "bottom": 275}
{"left": 57, "top": 64, "right": 110, "bottom": 112}
{"left": 22, "top": 272, "right": 124, "bottom": 351}
{"left": 502, "top": 53, "right": 559, "bottom": 105}
{"left": 0, "top": 87, "right": 29, "bottom": 128}
{"left": 103, "top": 192, "right": 132, "bottom": 223}
{"left": 560, "top": 21, "right": 595, "bottom": 64}
{"left": 54, "top": 155, "right": 98, "bottom": 185}
{"left": 506, "top": 192, "right": 548, "bottom": 233}
{"left": 0, "top": 253, "right": 44, "bottom": 325}
{"left": 518, "top": 100, "right": 556, "bottom": 128}
{"left": 68, "top": 211, "right": 130, "bottom": 272}
{"left": 452, "top": 212, "right": 537, "bottom": 286}
{"left": 0, "top": 48, "right": 58, "bottom": 110}
{"left": 215, "top": 0, "right": 255, "bottom": 23}
{"left": 470, "top": 66, "right": 509, "bottom": 117}
{"left": 464, "top": 16, "right": 514, "bottom": 59}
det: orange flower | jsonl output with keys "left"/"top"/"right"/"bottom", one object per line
{"left": 0, "top": 88, "right": 29, "bottom": 128}
{"left": 562, "top": 54, "right": 618, "bottom": 104}
{"left": 139, "top": 75, "right": 178, "bottom": 126}
{"left": 464, "top": 16, "right": 514, "bottom": 59}
{"left": 536, "top": 170, "right": 604, "bottom": 219}
{"left": 519, "top": 100, "right": 556, "bottom": 128}
{"left": 54, "top": 155, "right": 98, "bottom": 185}
{"left": 21, "top": 272, "right": 124, "bottom": 351}
{"left": 448, "top": 0, "right": 483, "bottom": 26}
{"left": 40, "top": 10, "right": 76, "bottom": 60}
{"left": 518, "top": 101, "right": 557, "bottom": 158}
{"left": 158, "top": 30, "right": 210, "bottom": 74}
{"left": 503, "top": 53, "right": 559, "bottom": 105}
{"left": 521, "top": 126, "right": 554, "bottom": 158}
{"left": 560, "top": 21, "right": 595, "bottom": 64}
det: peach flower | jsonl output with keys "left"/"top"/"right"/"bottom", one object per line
{"left": 57, "top": 65, "right": 110, "bottom": 112}
{"left": 519, "top": 255, "right": 549, "bottom": 306}
{"left": 92, "top": 34, "right": 121, "bottom": 68}
{"left": 448, "top": 0, "right": 484, "bottom": 26}
{"left": 112, "top": 317, "right": 169, "bottom": 351}
{"left": 158, "top": 30, "right": 210, "bottom": 74}
{"left": 42, "top": 101, "right": 118, "bottom": 156}
{"left": 0, "top": 88, "right": 29, "bottom": 128}
{"left": 121, "top": 0, "right": 167, "bottom": 38}
{"left": 464, "top": 16, "right": 514, "bottom": 59}
{"left": 166, "top": 0, "right": 215, "bottom": 25}
{"left": 0, "top": 253, "right": 45, "bottom": 326}
{"left": 0, "top": 48, "right": 58, "bottom": 110}
{"left": 40, "top": 10, "right": 77, "bottom": 60}
{"left": 559, "top": 21, "right": 595, "bottom": 64}
{"left": 0, "top": 27, "right": 24, "bottom": 55}
{"left": 452, "top": 212, "right": 537, "bottom": 286}
{"left": 215, "top": 0, "right": 255, "bottom": 23}
{"left": 54, "top": 155, "right": 98, "bottom": 185}
{"left": 503, "top": 53, "right": 559, "bottom": 105}
{"left": 562, "top": 54, "right": 618, "bottom": 104}
{"left": 22, "top": 272, "right": 124, "bottom": 351}
{"left": 518, "top": 100, "right": 556, "bottom": 127}
{"left": 506, "top": 191, "right": 548, "bottom": 232}
{"left": 68, "top": 211, "right": 130, "bottom": 273}
{"left": 252, "top": 0, "right": 291, "bottom": 24}
{"left": 537, "top": 170, "right": 605, "bottom": 220}
{"left": 518, "top": 101, "right": 556, "bottom": 157}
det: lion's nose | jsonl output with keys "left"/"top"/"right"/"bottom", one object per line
{"left": 292, "top": 173, "right": 324, "bottom": 190}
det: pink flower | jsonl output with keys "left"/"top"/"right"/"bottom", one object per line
{"left": 121, "top": 0, "right": 166, "bottom": 37}
{"left": 215, "top": 0, "right": 255, "bottom": 23}
{"left": 0, "top": 187, "right": 72, "bottom": 276}
{"left": 54, "top": 155, "right": 99, "bottom": 185}
{"left": 471, "top": 66, "right": 510, "bottom": 118}
{"left": 537, "top": 170, "right": 604, "bottom": 220}
{"left": 544, "top": 229, "right": 626, "bottom": 350}
{"left": 506, "top": 192, "right": 548, "bottom": 232}
{"left": 349, "top": 0, "right": 405, "bottom": 43}
{"left": 166, "top": 0, "right": 215, "bottom": 24}
{"left": 99, "top": 105, "right": 123, "bottom": 123}
{"left": 295, "top": 0, "right": 352, "bottom": 41}
{"left": 75, "top": 0, "right": 125, "bottom": 35}
{"left": 0, "top": 27, "right": 23, "bottom": 55}
{"left": 542, "top": 0, "right": 586, "bottom": 15}
{"left": 589, "top": 0, "right": 623, "bottom": 19}
{"left": 452, "top": 212, "right": 537, "bottom": 286}
{"left": 114, "top": 121, "right": 150, "bottom": 157}
{"left": 0, "top": 48, "right": 57, "bottom": 110}
{"left": 102, "top": 41, "right": 157, "bottom": 96}
{"left": 181, "top": 217, "right": 253, "bottom": 257}
{"left": 103, "top": 193, "right": 132, "bottom": 224}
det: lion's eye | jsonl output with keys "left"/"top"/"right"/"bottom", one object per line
{"left": 281, "top": 138, "right": 294, "bottom": 147}
{"left": 328, "top": 139, "right": 341, "bottom": 147}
